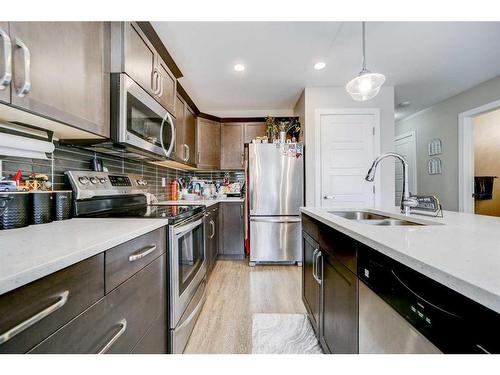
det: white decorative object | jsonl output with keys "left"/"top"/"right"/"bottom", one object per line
{"left": 428, "top": 157, "right": 442, "bottom": 175}
{"left": 428, "top": 138, "right": 442, "bottom": 156}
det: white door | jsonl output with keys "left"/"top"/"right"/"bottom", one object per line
{"left": 394, "top": 131, "right": 417, "bottom": 205}
{"left": 320, "top": 114, "right": 376, "bottom": 208}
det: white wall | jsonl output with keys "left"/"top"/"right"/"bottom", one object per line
{"left": 396, "top": 75, "right": 500, "bottom": 211}
{"left": 298, "top": 86, "right": 395, "bottom": 208}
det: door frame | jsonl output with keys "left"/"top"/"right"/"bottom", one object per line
{"left": 394, "top": 130, "right": 417, "bottom": 197}
{"left": 314, "top": 108, "right": 381, "bottom": 207}
{"left": 458, "top": 98, "right": 500, "bottom": 213}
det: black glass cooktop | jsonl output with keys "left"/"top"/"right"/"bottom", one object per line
{"left": 79, "top": 204, "right": 204, "bottom": 224}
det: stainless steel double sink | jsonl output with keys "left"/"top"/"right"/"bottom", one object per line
{"left": 329, "top": 210, "right": 430, "bottom": 226}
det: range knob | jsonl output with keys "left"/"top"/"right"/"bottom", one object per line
{"left": 99, "top": 177, "right": 107, "bottom": 184}
{"left": 78, "top": 176, "right": 90, "bottom": 185}
{"left": 90, "top": 177, "right": 99, "bottom": 184}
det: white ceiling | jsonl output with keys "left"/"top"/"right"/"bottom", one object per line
{"left": 152, "top": 22, "right": 500, "bottom": 119}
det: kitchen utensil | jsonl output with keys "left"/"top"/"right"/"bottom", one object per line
{"left": 53, "top": 191, "right": 72, "bottom": 221}
{"left": 0, "top": 192, "right": 30, "bottom": 230}
{"left": 30, "top": 191, "right": 53, "bottom": 225}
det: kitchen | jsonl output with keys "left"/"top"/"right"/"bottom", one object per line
{"left": 1, "top": 2, "right": 500, "bottom": 373}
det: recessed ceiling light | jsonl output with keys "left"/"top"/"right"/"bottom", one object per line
{"left": 234, "top": 64, "right": 245, "bottom": 72}
{"left": 398, "top": 101, "right": 411, "bottom": 108}
{"left": 314, "top": 62, "right": 326, "bottom": 70}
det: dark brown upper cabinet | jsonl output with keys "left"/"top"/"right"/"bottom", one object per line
{"left": 174, "top": 93, "right": 196, "bottom": 166}
{"left": 196, "top": 117, "right": 220, "bottom": 170}
{"left": 221, "top": 123, "right": 244, "bottom": 170}
{"left": 3, "top": 22, "right": 110, "bottom": 137}
{"left": 111, "top": 22, "right": 176, "bottom": 116}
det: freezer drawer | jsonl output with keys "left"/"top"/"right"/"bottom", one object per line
{"left": 250, "top": 216, "right": 302, "bottom": 263}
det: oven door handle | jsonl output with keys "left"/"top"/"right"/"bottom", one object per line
{"left": 174, "top": 218, "right": 203, "bottom": 237}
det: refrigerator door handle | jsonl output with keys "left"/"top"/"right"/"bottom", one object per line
{"left": 250, "top": 217, "right": 301, "bottom": 223}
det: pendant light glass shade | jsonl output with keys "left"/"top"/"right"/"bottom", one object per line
{"left": 346, "top": 69, "right": 386, "bottom": 101}
{"left": 346, "top": 22, "right": 385, "bottom": 101}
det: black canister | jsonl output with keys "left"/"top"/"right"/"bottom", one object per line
{"left": 30, "top": 191, "right": 53, "bottom": 225}
{"left": 53, "top": 190, "right": 73, "bottom": 221}
{"left": 0, "top": 192, "right": 30, "bottom": 230}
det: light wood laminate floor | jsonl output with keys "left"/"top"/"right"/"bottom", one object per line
{"left": 184, "top": 260, "right": 306, "bottom": 354}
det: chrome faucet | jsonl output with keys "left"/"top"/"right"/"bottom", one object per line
{"left": 365, "top": 152, "right": 418, "bottom": 215}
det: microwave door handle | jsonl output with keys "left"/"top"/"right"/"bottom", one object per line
{"left": 165, "top": 111, "right": 175, "bottom": 157}
{"left": 159, "top": 111, "right": 175, "bottom": 158}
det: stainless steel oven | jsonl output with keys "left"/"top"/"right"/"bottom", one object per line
{"left": 169, "top": 212, "right": 206, "bottom": 353}
{"left": 111, "top": 73, "right": 175, "bottom": 159}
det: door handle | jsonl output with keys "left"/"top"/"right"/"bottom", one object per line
{"left": 97, "top": 319, "right": 127, "bottom": 354}
{"left": 0, "top": 27, "right": 12, "bottom": 90}
{"left": 250, "top": 217, "right": 301, "bottom": 223}
{"left": 185, "top": 144, "right": 190, "bottom": 162}
{"left": 152, "top": 68, "right": 161, "bottom": 95}
{"left": 15, "top": 37, "right": 31, "bottom": 97}
{"left": 0, "top": 290, "right": 69, "bottom": 344}
{"left": 323, "top": 195, "right": 335, "bottom": 200}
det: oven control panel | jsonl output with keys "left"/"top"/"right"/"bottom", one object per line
{"left": 66, "top": 171, "right": 149, "bottom": 200}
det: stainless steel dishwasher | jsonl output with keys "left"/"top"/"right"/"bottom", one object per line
{"left": 357, "top": 245, "right": 499, "bottom": 354}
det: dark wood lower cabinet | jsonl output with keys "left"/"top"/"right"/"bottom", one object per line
{"left": 302, "top": 214, "right": 359, "bottom": 354}
{"left": 132, "top": 309, "right": 167, "bottom": 354}
{"left": 205, "top": 205, "right": 219, "bottom": 278}
{"left": 302, "top": 231, "right": 320, "bottom": 335}
{"left": 0, "top": 254, "right": 104, "bottom": 354}
{"left": 219, "top": 202, "right": 244, "bottom": 258}
{"left": 30, "top": 254, "right": 166, "bottom": 354}
{"left": 321, "top": 252, "right": 358, "bottom": 354}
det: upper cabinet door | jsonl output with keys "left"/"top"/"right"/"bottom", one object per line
{"left": 184, "top": 105, "right": 197, "bottom": 165}
{"left": 123, "top": 22, "right": 157, "bottom": 97}
{"left": 197, "top": 118, "right": 220, "bottom": 169}
{"left": 221, "top": 123, "right": 244, "bottom": 170}
{"left": 0, "top": 22, "right": 10, "bottom": 104}
{"left": 174, "top": 93, "right": 186, "bottom": 162}
{"left": 9, "top": 22, "right": 110, "bottom": 137}
{"left": 244, "top": 122, "right": 267, "bottom": 144}
{"left": 156, "top": 57, "right": 176, "bottom": 115}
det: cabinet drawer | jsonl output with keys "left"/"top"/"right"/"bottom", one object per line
{"left": 0, "top": 254, "right": 104, "bottom": 353}
{"left": 105, "top": 227, "right": 166, "bottom": 293}
{"left": 131, "top": 307, "right": 167, "bottom": 354}
{"left": 301, "top": 214, "right": 319, "bottom": 241}
{"left": 30, "top": 254, "right": 166, "bottom": 354}
{"left": 319, "top": 225, "right": 357, "bottom": 274}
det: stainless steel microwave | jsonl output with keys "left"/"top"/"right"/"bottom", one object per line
{"left": 110, "top": 73, "right": 175, "bottom": 159}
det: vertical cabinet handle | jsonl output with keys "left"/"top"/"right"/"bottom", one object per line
{"left": 0, "top": 27, "right": 12, "bottom": 90}
{"left": 15, "top": 37, "right": 31, "bottom": 97}
{"left": 151, "top": 69, "right": 160, "bottom": 95}
{"left": 315, "top": 251, "right": 322, "bottom": 285}
{"left": 0, "top": 290, "right": 69, "bottom": 344}
{"left": 312, "top": 248, "right": 318, "bottom": 282}
{"left": 210, "top": 220, "right": 215, "bottom": 239}
{"left": 185, "top": 144, "right": 190, "bottom": 162}
{"left": 97, "top": 319, "right": 127, "bottom": 354}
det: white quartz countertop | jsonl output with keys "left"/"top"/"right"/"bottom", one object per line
{"left": 157, "top": 197, "right": 244, "bottom": 207}
{"left": 0, "top": 218, "right": 170, "bottom": 295}
{"left": 300, "top": 206, "right": 500, "bottom": 314}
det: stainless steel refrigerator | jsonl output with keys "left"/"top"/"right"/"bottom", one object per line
{"left": 247, "top": 143, "right": 304, "bottom": 265}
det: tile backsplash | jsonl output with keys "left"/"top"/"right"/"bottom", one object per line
{"left": 1, "top": 143, "right": 245, "bottom": 200}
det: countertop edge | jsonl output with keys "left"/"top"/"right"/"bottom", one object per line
{"left": 300, "top": 208, "right": 500, "bottom": 314}
{"left": 0, "top": 219, "right": 169, "bottom": 295}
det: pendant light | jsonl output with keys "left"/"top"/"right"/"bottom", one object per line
{"left": 346, "top": 22, "right": 385, "bottom": 101}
